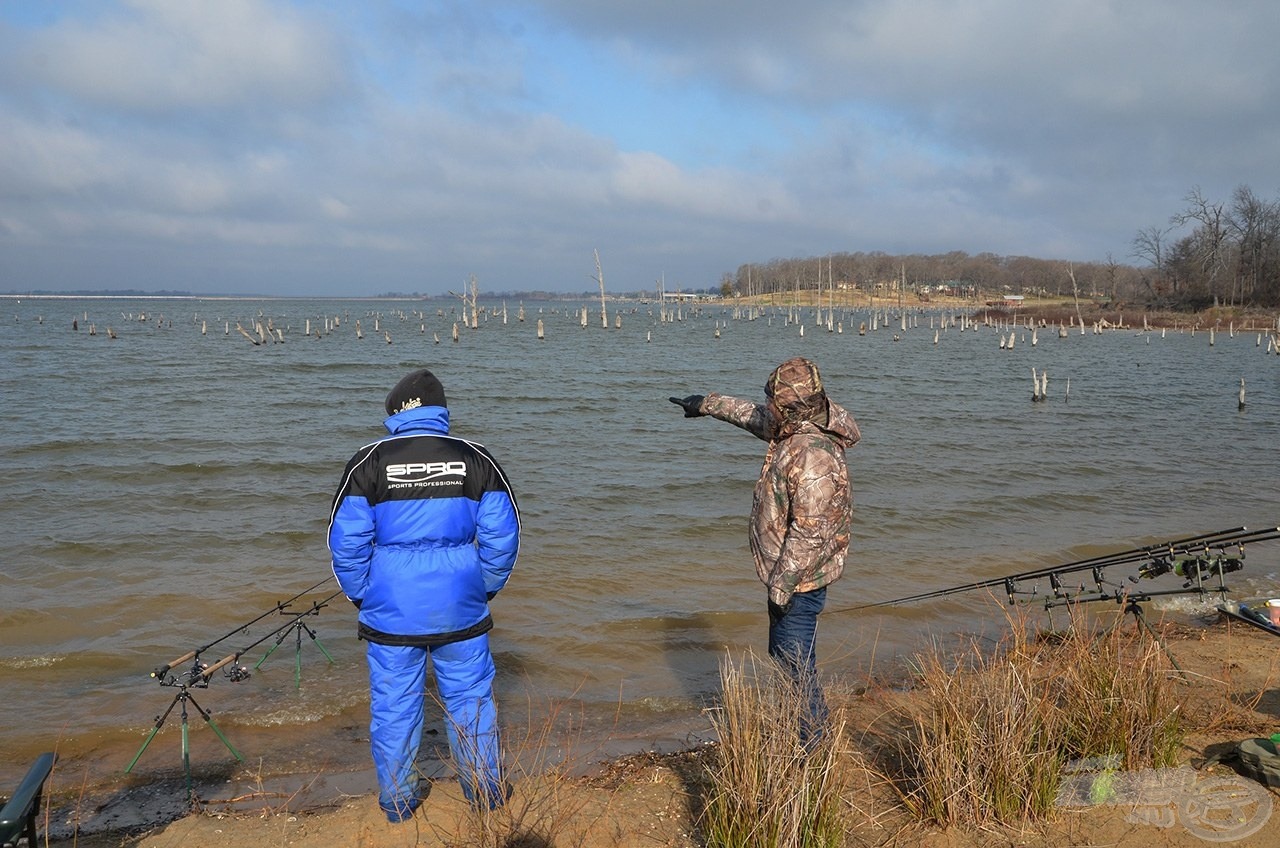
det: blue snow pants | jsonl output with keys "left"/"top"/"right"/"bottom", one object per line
{"left": 367, "top": 633, "right": 503, "bottom": 822}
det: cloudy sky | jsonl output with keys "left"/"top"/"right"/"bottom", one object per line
{"left": 2, "top": 1, "right": 1277, "bottom": 297}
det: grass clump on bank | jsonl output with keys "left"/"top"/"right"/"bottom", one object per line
{"left": 700, "top": 651, "right": 856, "bottom": 848}
{"left": 888, "top": 611, "right": 1186, "bottom": 829}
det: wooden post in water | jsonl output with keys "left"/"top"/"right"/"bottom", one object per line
{"left": 537, "top": 318, "right": 545, "bottom": 340}
{"left": 1239, "top": 378, "right": 1246, "bottom": 411}
{"left": 469, "top": 276, "right": 479, "bottom": 330}
{"left": 595, "top": 249, "right": 608, "bottom": 329}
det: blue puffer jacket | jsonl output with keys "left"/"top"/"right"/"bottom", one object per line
{"left": 328, "top": 405, "right": 520, "bottom": 645}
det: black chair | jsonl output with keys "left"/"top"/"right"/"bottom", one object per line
{"left": 0, "top": 753, "right": 57, "bottom": 848}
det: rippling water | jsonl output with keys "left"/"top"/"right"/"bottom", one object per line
{"left": 2, "top": 296, "right": 1279, "bottom": 791}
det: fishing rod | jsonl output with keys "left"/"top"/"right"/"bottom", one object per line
{"left": 151, "top": 588, "right": 345, "bottom": 688}
{"left": 129, "top": 586, "right": 344, "bottom": 797}
{"left": 150, "top": 575, "right": 336, "bottom": 680}
{"left": 852, "top": 525, "right": 1280, "bottom": 610}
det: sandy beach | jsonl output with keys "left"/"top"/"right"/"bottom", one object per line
{"left": 35, "top": 604, "right": 1280, "bottom": 848}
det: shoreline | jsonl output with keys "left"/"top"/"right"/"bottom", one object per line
{"left": 39, "top": 699, "right": 717, "bottom": 846}
{"left": 38, "top": 605, "right": 1280, "bottom": 847}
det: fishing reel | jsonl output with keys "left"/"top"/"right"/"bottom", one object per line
{"left": 1178, "top": 556, "right": 1243, "bottom": 586}
{"left": 1135, "top": 557, "right": 1173, "bottom": 580}
{"left": 152, "top": 659, "right": 213, "bottom": 690}
{"left": 1133, "top": 555, "right": 1243, "bottom": 584}
{"left": 226, "top": 664, "right": 252, "bottom": 683}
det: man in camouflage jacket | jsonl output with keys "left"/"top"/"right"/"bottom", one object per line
{"left": 671, "top": 356, "right": 860, "bottom": 740}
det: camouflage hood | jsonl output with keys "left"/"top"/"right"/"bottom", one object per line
{"left": 765, "top": 356, "right": 857, "bottom": 446}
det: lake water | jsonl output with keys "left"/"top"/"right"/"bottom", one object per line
{"left": 3, "top": 295, "right": 1279, "bottom": 798}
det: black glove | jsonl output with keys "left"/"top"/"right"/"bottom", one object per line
{"left": 669, "top": 395, "right": 706, "bottom": 417}
{"left": 768, "top": 598, "right": 793, "bottom": 624}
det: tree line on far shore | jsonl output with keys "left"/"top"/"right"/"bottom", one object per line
{"left": 721, "top": 183, "right": 1280, "bottom": 311}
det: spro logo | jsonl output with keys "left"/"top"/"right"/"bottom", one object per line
{"left": 386, "top": 461, "right": 468, "bottom": 485}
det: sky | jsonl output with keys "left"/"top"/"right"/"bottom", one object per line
{"left": 1, "top": 0, "right": 1278, "bottom": 297}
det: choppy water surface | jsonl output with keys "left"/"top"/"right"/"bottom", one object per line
{"left": 2, "top": 296, "right": 1279, "bottom": 792}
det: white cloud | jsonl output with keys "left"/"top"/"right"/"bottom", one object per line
{"left": 12, "top": 0, "right": 349, "bottom": 116}
{"left": 0, "top": 0, "right": 1278, "bottom": 294}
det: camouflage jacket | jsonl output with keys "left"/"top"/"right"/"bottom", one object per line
{"left": 701, "top": 393, "right": 860, "bottom": 605}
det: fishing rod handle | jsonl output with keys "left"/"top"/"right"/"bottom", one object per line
{"left": 199, "top": 653, "right": 239, "bottom": 681}
{"left": 152, "top": 650, "right": 197, "bottom": 679}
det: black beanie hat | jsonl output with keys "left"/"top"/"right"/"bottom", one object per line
{"left": 385, "top": 369, "right": 447, "bottom": 415}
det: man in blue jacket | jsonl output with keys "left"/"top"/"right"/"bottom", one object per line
{"left": 328, "top": 368, "right": 520, "bottom": 822}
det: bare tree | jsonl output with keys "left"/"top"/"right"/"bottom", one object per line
{"left": 1171, "top": 186, "right": 1230, "bottom": 306}
{"left": 1226, "top": 184, "right": 1280, "bottom": 306}
{"left": 594, "top": 249, "right": 607, "bottom": 328}
{"left": 1131, "top": 225, "right": 1170, "bottom": 300}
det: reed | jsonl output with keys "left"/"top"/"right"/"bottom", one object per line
{"left": 888, "top": 607, "right": 1186, "bottom": 828}
{"left": 699, "top": 650, "right": 852, "bottom": 848}
{"left": 1049, "top": 616, "right": 1185, "bottom": 771}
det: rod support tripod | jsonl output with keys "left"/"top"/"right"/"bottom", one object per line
{"left": 125, "top": 660, "right": 244, "bottom": 804}
{"left": 1115, "top": 595, "right": 1190, "bottom": 682}
{"left": 255, "top": 612, "right": 336, "bottom": 689}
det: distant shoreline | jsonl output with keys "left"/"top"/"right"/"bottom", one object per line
{"left": 0, "top": 293, "right": 654, "bottom": 302}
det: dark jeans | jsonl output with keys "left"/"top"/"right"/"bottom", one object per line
{"left": 767, "top": 587, "right": 829, "bottom": 745}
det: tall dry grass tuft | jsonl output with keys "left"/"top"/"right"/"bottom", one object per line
{"left": 897, "top": 631, "right": 1063, "bottom": 827}
{"left": 1050, "top": 614, "right": 1185, "bottom": 770}
{"left": 890, "top": 606, "right": 1186, "bottom": 828}
{"left": 700, "top": 650, "right": 852, "bottom": 848}
{"left": 435, "top": 690, "right": 617, "bottom": 848}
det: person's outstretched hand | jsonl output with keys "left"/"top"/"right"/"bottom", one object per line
{"left": 669, "top": 395, "right": 706, "bottom": 417}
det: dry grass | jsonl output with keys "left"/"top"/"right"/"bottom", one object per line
{"left": 884, "top": 607, "right": 1187, "bottom": 829}
{"left": 699, "top": 651, "right": 856, "bottom": 848}
{"left": 430, "top": 690, "right": 630, "bottom": 848}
